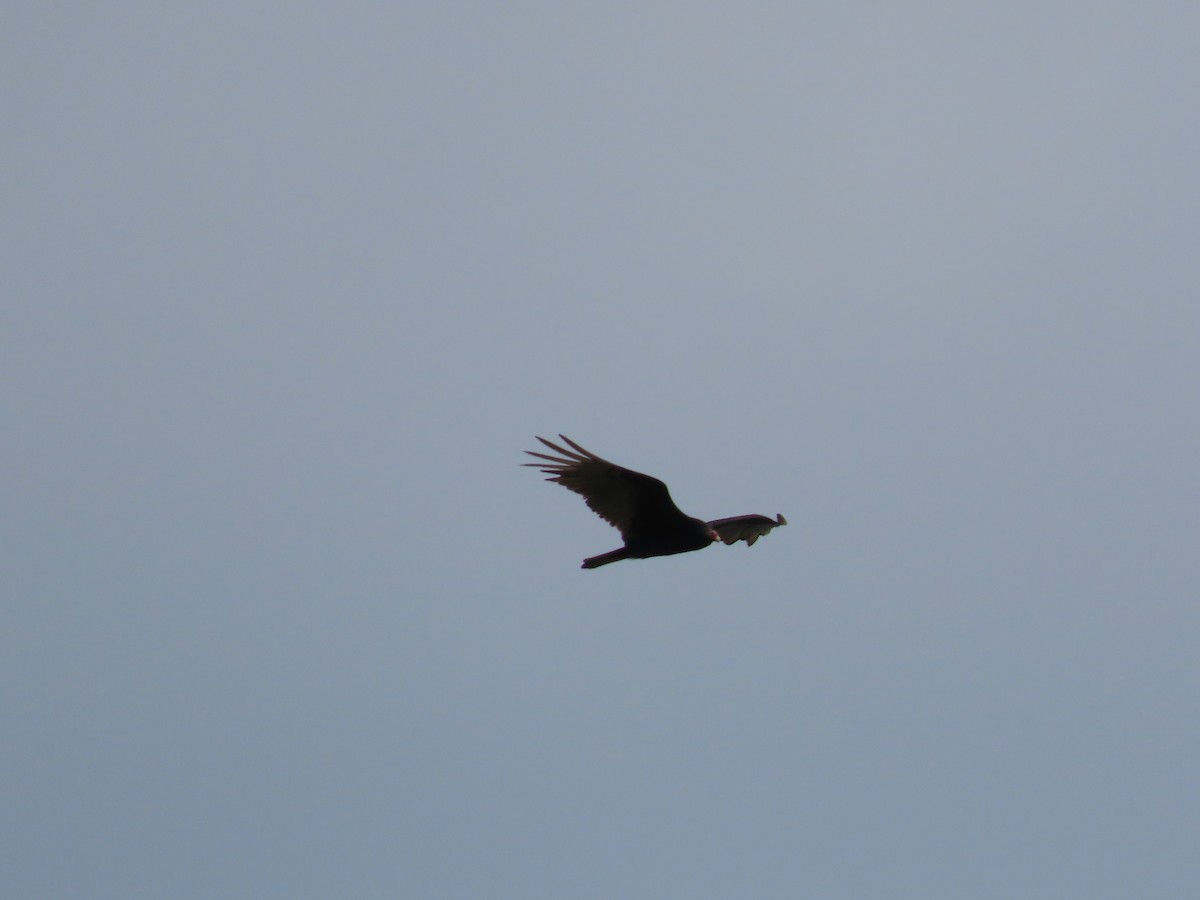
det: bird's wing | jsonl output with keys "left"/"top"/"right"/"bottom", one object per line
{"left": 523, "top": 435, "right": 686, "bottom": 539}
{"left": 706, "top": 513, "right": 788, "bottom": 546}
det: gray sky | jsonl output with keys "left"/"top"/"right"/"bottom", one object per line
{"left": 5, "top": 3, "right": 1198, "bottom": 897}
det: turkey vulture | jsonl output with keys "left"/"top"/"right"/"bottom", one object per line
{"left": 523, "top": 435, "right": 787, "bottom": 568}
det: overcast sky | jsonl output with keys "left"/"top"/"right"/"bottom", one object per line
{"left": 5, "top": 3, "right": 1199, "bottom": 898}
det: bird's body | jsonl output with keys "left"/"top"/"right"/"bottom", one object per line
{"left": 523, "top": 435, "right": 786, "bottom": 568}
{"left": 580, "top": 514, "right": 717, "bottom": 569}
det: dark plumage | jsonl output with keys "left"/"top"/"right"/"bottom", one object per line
{"left": 523, "top": 435, "right": 787, "bottom": 568}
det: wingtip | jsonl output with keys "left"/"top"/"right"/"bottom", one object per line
{"left": 556, "top": 434, "right": 594, "bottom": 457}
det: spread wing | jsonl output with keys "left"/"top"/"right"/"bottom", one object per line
{"left": 707, "top": 513, "right": 788, "bottom": 546}
{"left": 523, "top": 435, "right": 690, "bottom": 540}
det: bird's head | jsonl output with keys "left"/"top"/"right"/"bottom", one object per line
{"left": 687, "top": 517, "right": 721, "bottom": 546}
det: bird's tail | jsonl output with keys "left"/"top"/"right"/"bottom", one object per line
{"left": 582, "top": 548, "right": 630, "bottom": 569}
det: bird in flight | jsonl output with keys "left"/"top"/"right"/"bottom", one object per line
{"left": 524, "top": 435, "right": 787, "bottom": 568}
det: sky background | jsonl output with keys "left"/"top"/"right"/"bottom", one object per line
{"left": 5, "top": 3, "right": 1198, "bottom": 897}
